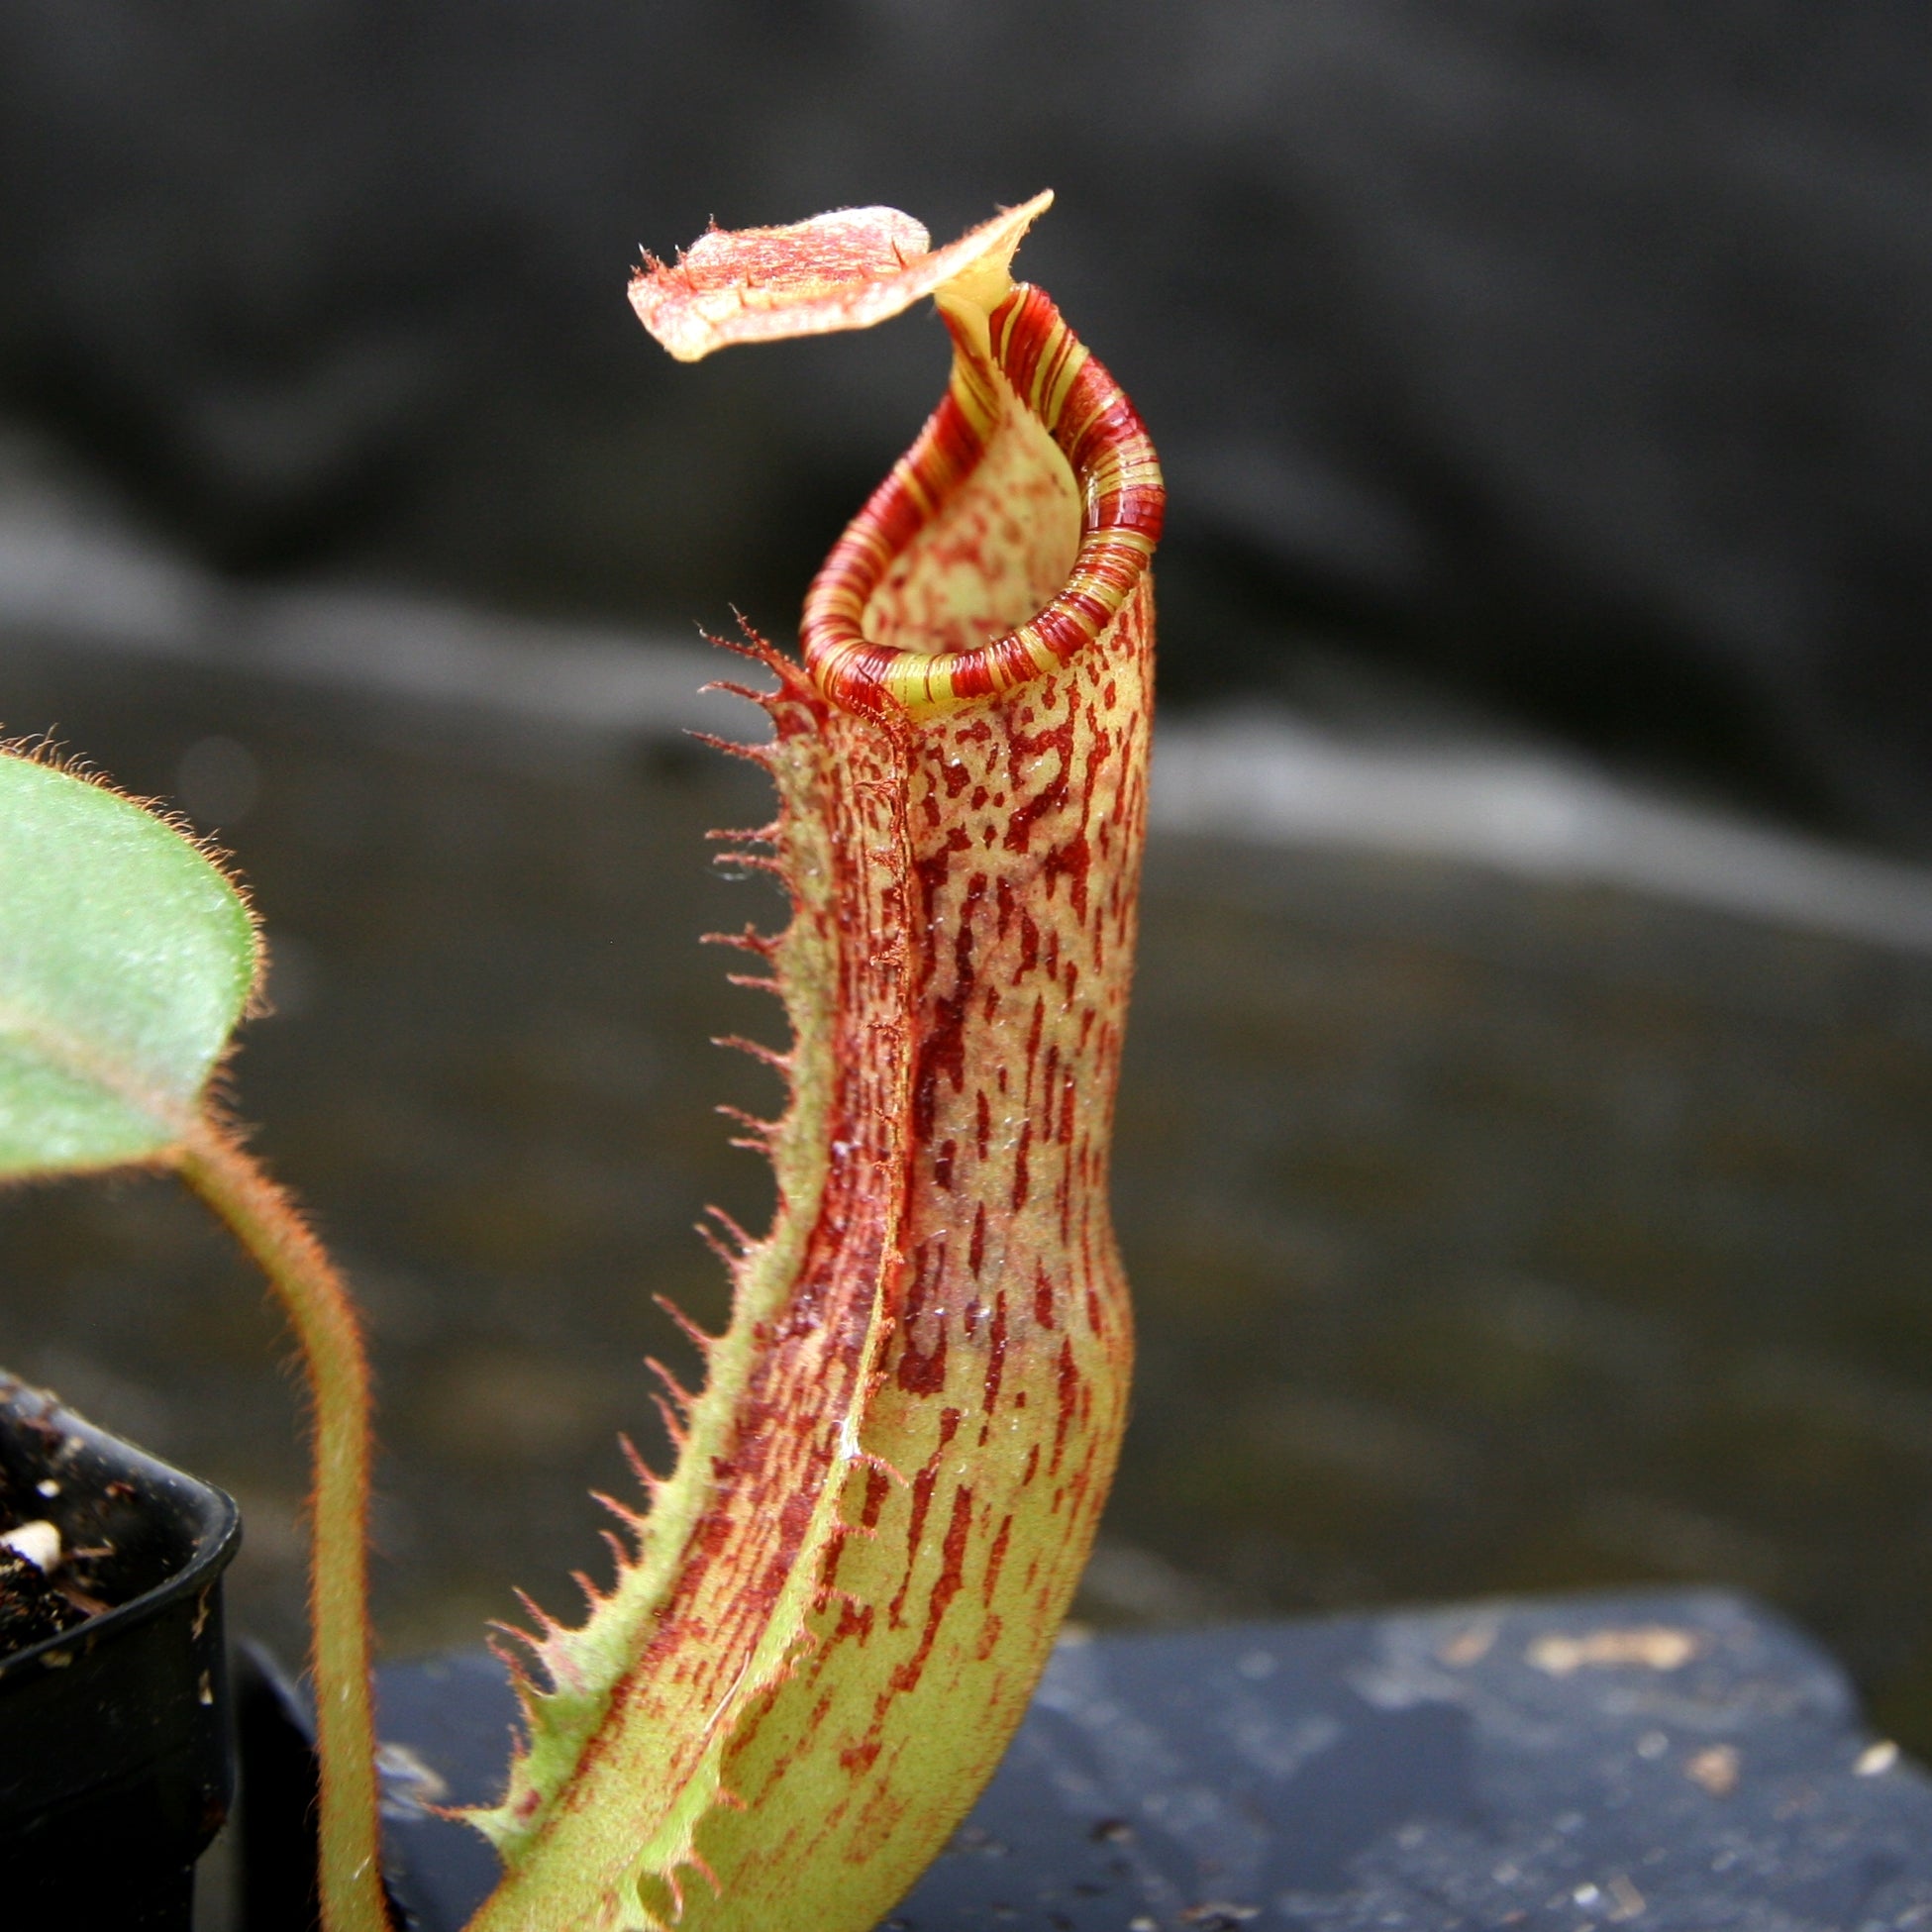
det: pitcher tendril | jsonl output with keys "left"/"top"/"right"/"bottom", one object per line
{"left": 460, "top": 195, "right": 1164, "bottom": 1930}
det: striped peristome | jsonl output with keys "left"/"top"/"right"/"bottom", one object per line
{"left": 461, "top": 198, "right": 1163, "bottom": 1932}
{"left": 804, "top": 278, "right": 1164, "bottom": 719}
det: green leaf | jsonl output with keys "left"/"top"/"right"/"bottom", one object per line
{"left": 0, "top": 753, "right": 258, "bottom": 1177}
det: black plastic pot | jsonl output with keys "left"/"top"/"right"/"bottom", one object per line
{"left": 0, "top": 1372, "right": 241, "bottom": 1929}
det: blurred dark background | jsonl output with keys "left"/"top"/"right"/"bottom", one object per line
{"left": 4, "top": 0, "right": 1932, "bottom": 1814}
{"left": 4, "top": 0, "right": 1931, "bottom": 842}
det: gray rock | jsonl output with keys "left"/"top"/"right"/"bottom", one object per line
{"left": 363, "top": 1590, "right": 1932, "bottom": 1929}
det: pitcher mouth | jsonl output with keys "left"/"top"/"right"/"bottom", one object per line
{"left": 801, "top": 280, "right": 1165, "bottom": 724}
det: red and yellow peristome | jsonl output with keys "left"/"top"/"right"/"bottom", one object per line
{"left": 462, "top": 196, "right": 1163, "bottom": 1932}
{"left": 805, "top": 278, "right": 1164, "bottom": 718}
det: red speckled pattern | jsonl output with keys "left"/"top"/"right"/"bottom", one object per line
{"left": 472, "top": 229, "right": 1162, "bottom": 1932}
{"left": 674, "top": 290, "right": 1160, "bottom": 1922}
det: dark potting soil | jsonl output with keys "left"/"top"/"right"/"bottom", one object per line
{"left": 0, "top": 1463, "right": 110, "bottom": 1659}
{"left": 0, "top": 1547, "right": 83, "bottom": 1651}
